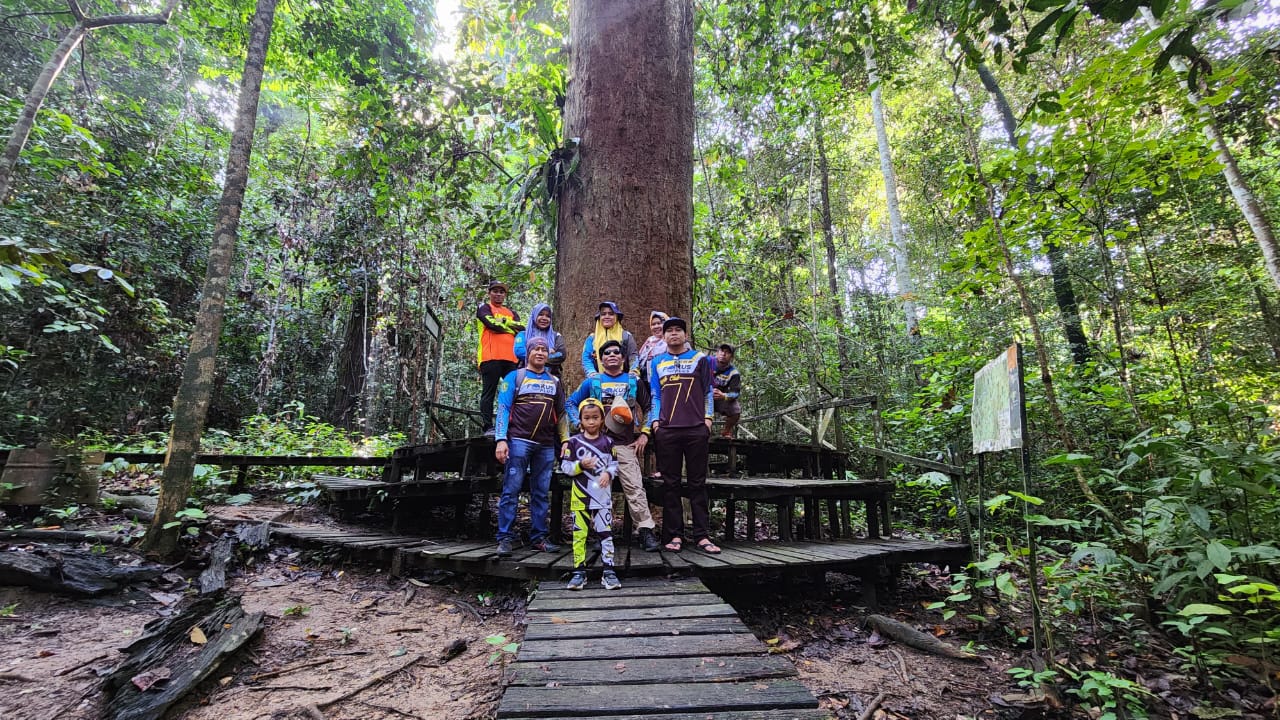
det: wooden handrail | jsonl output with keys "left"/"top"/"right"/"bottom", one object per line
{"left": 851, "top": 446, "right": 964, "bottom": 476}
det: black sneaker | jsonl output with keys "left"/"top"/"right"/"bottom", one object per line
{"left": 638, "top": 527, "right": 661, "bottom": 553}
{"left": 566, "top": 570, "right": 587, "bottom": 590}
{"left": 601, "top": 569, "right": 622, "bottom": 590}
{"left": 496, "top": 538, "right": 513, "bottom": 557}
{"left": 532, "top": 538, "right": 561, "bottom": 553}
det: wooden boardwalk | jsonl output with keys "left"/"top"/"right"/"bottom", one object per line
{"left": 497, "top": 577, "right": 831, "bottom": 720}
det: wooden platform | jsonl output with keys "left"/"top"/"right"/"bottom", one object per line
{"left": 497, "top": 577, "right": 830, "bottom": 720}
{"left": 315, "top": 471, "right": 894, "bottom": 544}
{"left": 389, "top": 534, "right": 969, "bottom": 584}
{"left": 382, "top": 435, "right": 852, "bottom": 484}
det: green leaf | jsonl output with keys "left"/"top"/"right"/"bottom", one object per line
{"left": 1178, "top": 603, "right": 1232, "bottom": 616}
{"left": 1009, "top": 491, "right": 1044, "bottom": 506}
{"left": 1206, "top": 540, "right": 1232, "bottom": 571}
{"left": 1043, "top": 452, "right": 1092, "bottom": 466}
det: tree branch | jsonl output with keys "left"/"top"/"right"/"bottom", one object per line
{"left": 0, "top": 10, "right": 71, "bottom": 25}
{"left": 83, "top": 0, "right": 181, "bottom": 29}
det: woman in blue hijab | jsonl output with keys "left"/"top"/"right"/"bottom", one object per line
{"left": 514, "top": 302, "right": 567, "bottom": 375}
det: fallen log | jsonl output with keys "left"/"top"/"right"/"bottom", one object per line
{"left": 0, "top": 528, "right": 131, "bottom": 545}
{"left": 866, "top": 614, "right": 981, "bottom": 662}
{"left": 103, "top": 594, "right": 264, "bottom": 720}
{"left": 0, "top": 545, "right": 164, "bottom": 596}
{"left": 198, "top": 536, "right": 235, "bottom": 595}
{"left": 101, "top": 493, "right": 158, "bottom": 512}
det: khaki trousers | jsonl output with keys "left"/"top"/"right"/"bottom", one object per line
{"left": 613, "top": 443, "right": 655, "bottom": 530}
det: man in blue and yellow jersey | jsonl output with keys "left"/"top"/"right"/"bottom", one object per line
{"left": 644, "top": 317, "right": 720, "bottom": 555}
{"left": 476, "top": 279, "right": 521, "bottom": 437}
{"left": 494, "top": 337, "right": 570, "bottom": 557}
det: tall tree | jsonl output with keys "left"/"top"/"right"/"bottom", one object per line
{"left": 973, "top": 61, "right": 1091, "bottom": 366}
{"left": 141, "top": 0, "right": 278, "bottom": 555}
{"left": 863, "top": 13, "right": 919, "bottom": 339}
{"left": 0, "top": 0, "right": 180, "bottom": 202}
{"left": 554, "top": 0, "right": 694, "bottom": 384}
{"left": 1137, "top": 8, "right": 1280, "bottom": 294}
{"left": 815, "top": 113, "right": 854, "bottom": 383}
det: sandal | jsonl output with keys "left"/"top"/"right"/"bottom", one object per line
{"left": 663, "top": 537, "right": 683, "bottom": 553}
{"left": 697, "top": 539, "right": 722, "bottom": 555}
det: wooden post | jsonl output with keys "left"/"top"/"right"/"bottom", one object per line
{"left": 550, "top": 482, "right": 565, "bottom": 545}
{"left": 724, "top": 498, "right": 736, "bottom": 542}
{"left": 866, "top": 497, "right": 881, "bottom": 538}
{"left": 826, "top": 498, "right": 838, "bottom": 540}
{"left": 746, "top": 500, "right": 757, "bottom": 542}
{"left": 872, "top": 397, "right": 888, "bottom": 479}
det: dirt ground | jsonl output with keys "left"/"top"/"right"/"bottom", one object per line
{"left": 0, "top": 505, "right": 525, "bottom": 720}
{"left": 0, "top": 500, "right": 1071, "bottom": 720}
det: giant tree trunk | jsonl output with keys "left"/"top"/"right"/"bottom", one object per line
{"left": 0, "top": 0, "right": 179, "bottom": 202}
{"left": 141, "top": 0, "right": 277, "bottom": 556}
{"left": 1139, "top": 8, "right": 1280, "bottom": 293}
{"left": 864, "top": 33, "right": 919, "bottom": 338}
{"left": 555, "top": 0, "right": 694, "bottom": 387}
{"left": 974, "top": 62, "right": 1091, "bottom": 366}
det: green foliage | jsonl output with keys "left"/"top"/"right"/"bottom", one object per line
{"left": 484, "top": 632, "right": 520, "bottom": 665}
{"left": 282, "top": 604, "right": 310, "bottom": 617}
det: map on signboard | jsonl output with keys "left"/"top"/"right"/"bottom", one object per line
{"left": 972, "top": 345, "right": 1023, "bottom": 454}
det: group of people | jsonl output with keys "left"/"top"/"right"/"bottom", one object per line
{"left": 473, "top": 279, "right": 743, "bottom": 590}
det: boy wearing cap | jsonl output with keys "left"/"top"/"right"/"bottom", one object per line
{"left": 580, "top": 301, "right": 638, "bottom": 377}
{"left": 566, "top": 339, "right": 661, "bottom": 553}
{"left": 713, "top": 344, "right": 742, "bottom": 439}
{"left": 644, "top": 317, "right": 721, "bottom": 554}
{"left": 476, "top": 280, "right": 522, "bottom": 437}
{"left": 561, "top": 397, "right": 622, "bottom": 590}
{"left": 494, "top": 337, "right": 569, "bottom": 557}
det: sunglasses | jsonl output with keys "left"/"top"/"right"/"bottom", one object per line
{"left": 601, "top": 349, "right": 623, "bottom": 356}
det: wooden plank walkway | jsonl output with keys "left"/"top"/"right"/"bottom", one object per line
{"left": 389, "top": 535, "right": 970, "bottom": 582}
{"left": 498, "top": 577, "right": 831, "bottom": 720}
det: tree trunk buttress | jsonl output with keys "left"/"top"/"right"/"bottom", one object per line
{"left": 555, "top": 0, "right": 694, "bottom": 388}
{"left": 142, "top": 0, "right": 278, "bottom": 556}
{"left": 975, "top": 61, "right": 1091, "bottom": 366}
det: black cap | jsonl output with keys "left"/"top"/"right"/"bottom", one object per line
{"left": 662, "top": 317, "right": 687, "bottom": 332}
{"left": 487, "top": 279, "right": 507, "bottom": 291}
{"left": 718, "top": 343, "right": 735, "bottom": 355}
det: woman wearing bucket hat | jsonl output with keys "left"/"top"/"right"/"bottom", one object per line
{"left": 580, "top": 301, "right": 638, "bottom": 377}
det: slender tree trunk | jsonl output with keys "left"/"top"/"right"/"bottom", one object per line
{"left": 950, "top": 83, "right": 1132, "bottom": 540}
{"left": 555, "top": 0, "right": 694, "bottom": 387}
{"left": 0, "top": 0, "right": 179, "bottom": 202}
{"left": 1091, "top": 224, "right": 1143, "bottom": 426}
{"left": 974, "top": 62, "right": 1091, "bottom": 365}
{"left": 333, "top": 276, "right": 377, "bottom": 428}
{"left": 1226, "top": 226, "right": 1280, "bottom": 360}
{"left": 1139, "top": 8, "right": 1280, "bottom": 293}
{"left": 1133, "top": 214, "right": 1195, "bottom": 421}
{"left": 815, "top": 114, "right": 853, "bottom": 384}
{"left": 863, "top": 34, "right": 918, "bottom": 338}
{"left": 141, "top": 0, "right": 277, "bottom": 556}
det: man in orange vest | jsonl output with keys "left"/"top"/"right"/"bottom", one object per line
{"left": 476, "top": 279, "right": 521, "bottom": 437}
